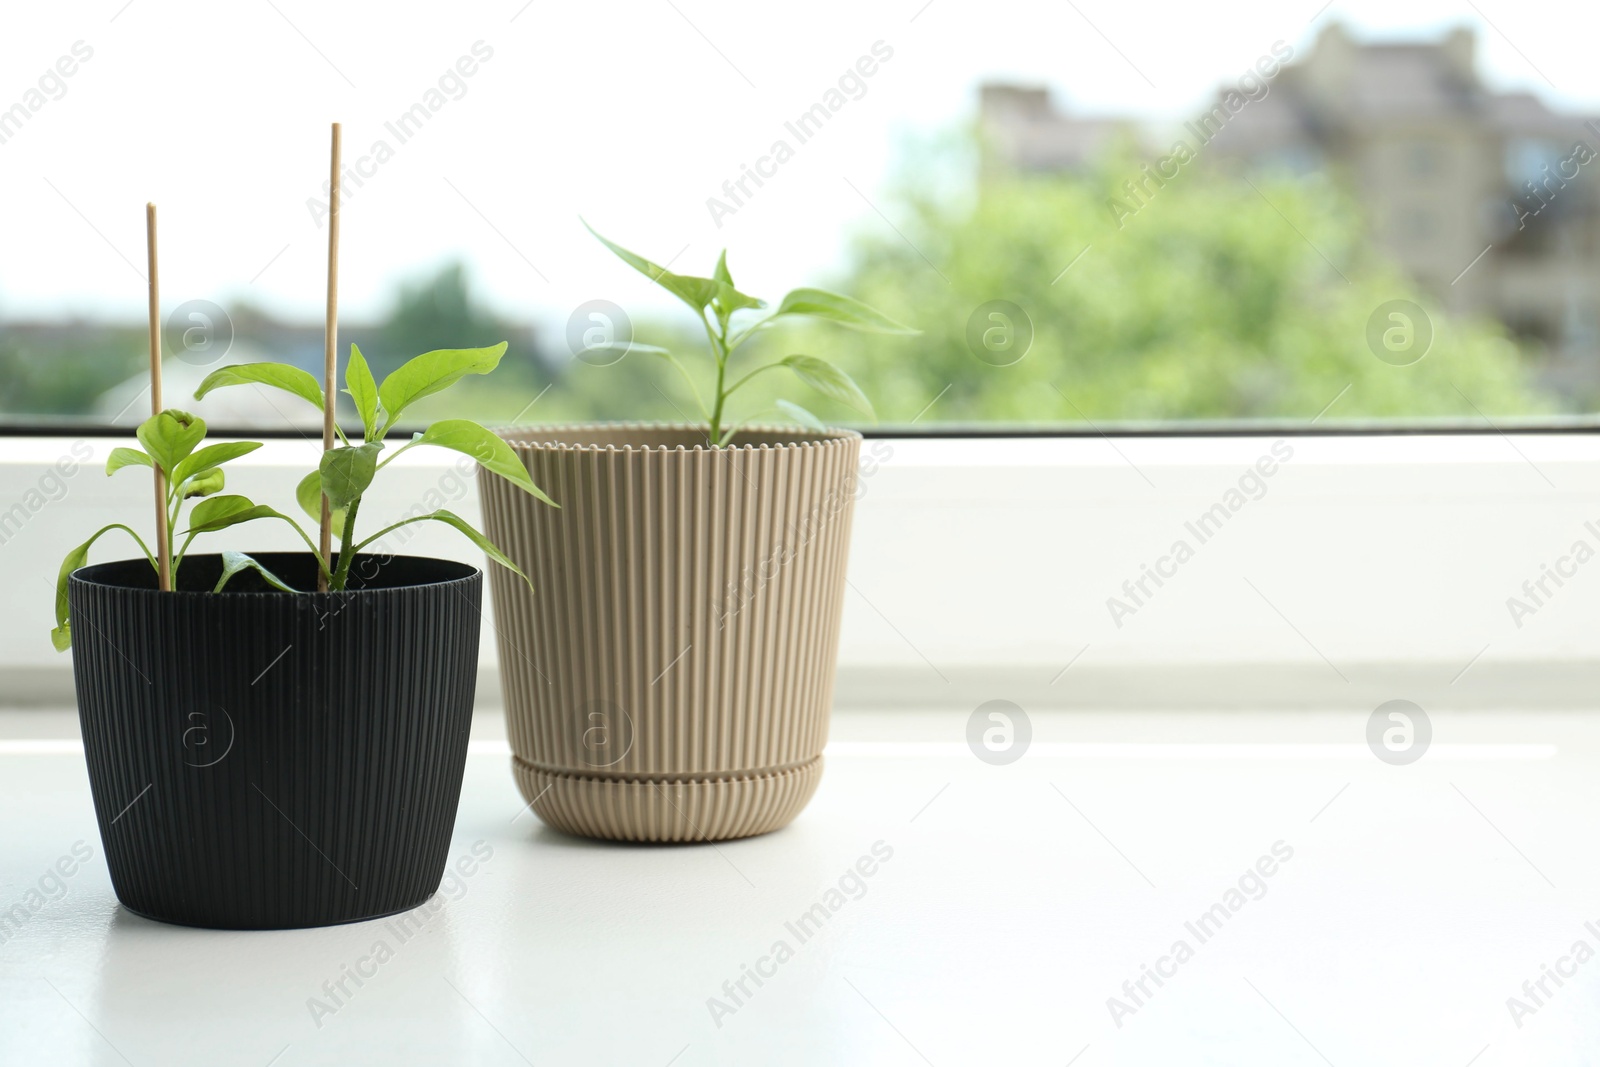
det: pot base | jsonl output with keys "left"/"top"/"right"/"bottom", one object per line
{"left": 513, "top": 755, "right": 823, "bottom": 843}
{"left": 117, "top": 895, "right": 436, "bottom": 932}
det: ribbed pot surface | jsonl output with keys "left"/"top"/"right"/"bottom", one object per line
{"left": 481, "top": 424, "right": 860, "bottom": 842}
{"left": 68, "top": 553, "right": 481, "bottom": 929}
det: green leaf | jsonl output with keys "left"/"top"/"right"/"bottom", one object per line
{"left": 53, "top": 538, "right": 95, "bottom": 650}
{"left": 295, "top": 471, "right": 320, "bottom": 520}
{"left": 213, "top": 551, "right": 297, "bottom": 593}
{"left": 776, "top": 399, "right": 826, "bottom": 431}
{"left": 410, "top": 420, "right": 557, "bottom": 507}
{"left": 345, "top": 343, "right": 381, "bottom": 441}
{"left": 181, "top": 496, "right": 327, "bottom": 578}
{"left": 185, "top": 494, "right": 264, "bottom": 533}
{"left": 717, "top": 284, "right": 765, "bottom": 315}
{"left": 194, "top": 363, "right": 325, "bottom": 411}
{"left": 582, "top": 220, "right": 723, "bottom": 313}
{"left": 106, "top": 448, "right": 153, "bottom": 476}
{"left": 181, "top": 468, "right": 225, "bottom": 499}
{"left": 575, "top": 341, "right": 672, "bottom": 362}
{"left": 295, "top": 470, "right": 348, "bottom": 539}
{"left": 709, "top": 250, "right": 765, "bottom": 323}
{"left": 136, "top": 409, "right": 207, "bottom": 477}
{"left": 319, "top": 443, "right": 382, "bottom": 511}
{"left": 712, "top": 283, "right": 765, "bottom": 333}
{"left": 376, "top": 343, "right": 508, "bottom": 433}
{"left": 172, "top": 441, "right": 262, "bottom": 486}
{"left": 772, "top": 288, "right": 917, "bottom": 334}
{"left": 357, "top": 509, "right": 532, "bottom": 590}
{"left": 779, "top": 355, "right": 875, "bottom": 419}
{"left": 52, "top": 523, "right": 155, "bottom": 651}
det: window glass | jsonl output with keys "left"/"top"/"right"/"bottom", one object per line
{"left": 2, "top": 8, "right": 1595, "bottom": 432}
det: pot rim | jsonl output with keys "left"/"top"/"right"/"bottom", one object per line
{"left": 492, "top": 421, "right": 863, "bottom": 454}
{"left": 68, "top": 552, "right": 481, "bottom": 596}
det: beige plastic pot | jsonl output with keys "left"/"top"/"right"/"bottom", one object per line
{"left": 481, "top": 424, "right": 861, "bottom": 842}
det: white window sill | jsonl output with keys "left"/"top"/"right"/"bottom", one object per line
{"left": 0, "top": 704, "right": 1587, "bottom": 1063}
{"left": 3, "top": 434, "right": 1597, "bottom": 709}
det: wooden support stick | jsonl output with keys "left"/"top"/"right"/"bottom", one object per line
{"left": 318, "top": 122, "right": 342, "bottom": 591}
{"left": 146, "top": 203, "right": 172, "bottom": 592}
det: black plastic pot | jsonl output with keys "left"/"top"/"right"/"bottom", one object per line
{"left": 67, "top": 553, "right": 481, "bottom": 930}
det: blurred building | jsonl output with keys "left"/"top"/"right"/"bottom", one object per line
{"left": 981, "top": 25, "right": 1600, "bottom": 395}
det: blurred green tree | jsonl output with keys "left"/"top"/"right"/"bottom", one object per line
{"left": 786, "top": 135, "right": 1554, "bottom": 426}
{"left": 0, "top": 326, "right": 143, "bottom": 417}
{"left": 364, "top": 262, "right": 533, "bottom": 384}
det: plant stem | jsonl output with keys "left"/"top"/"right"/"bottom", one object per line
{"left": 722, "top": 361, "right": 781, "bottom": 400}
{"left": 662, "top": 352, "right": 712, "bottom": 422}
{"left": 375, "top": 440, "right": 417, "bottom": 471}
{"left": 705, "top": 311, "right": 730, "bottom": 445}
{"left": 725, "top": 315, "right": 774, "bottom": 352}
{"left": 331, "top": 497, "right": 361, "bottom": 591}
{"left": 166, "top": 482, "right": 181, "bottom": 588}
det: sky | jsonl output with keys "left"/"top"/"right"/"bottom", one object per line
{"left": 1, "top": 0, "right": 1597, "bottom": 336}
